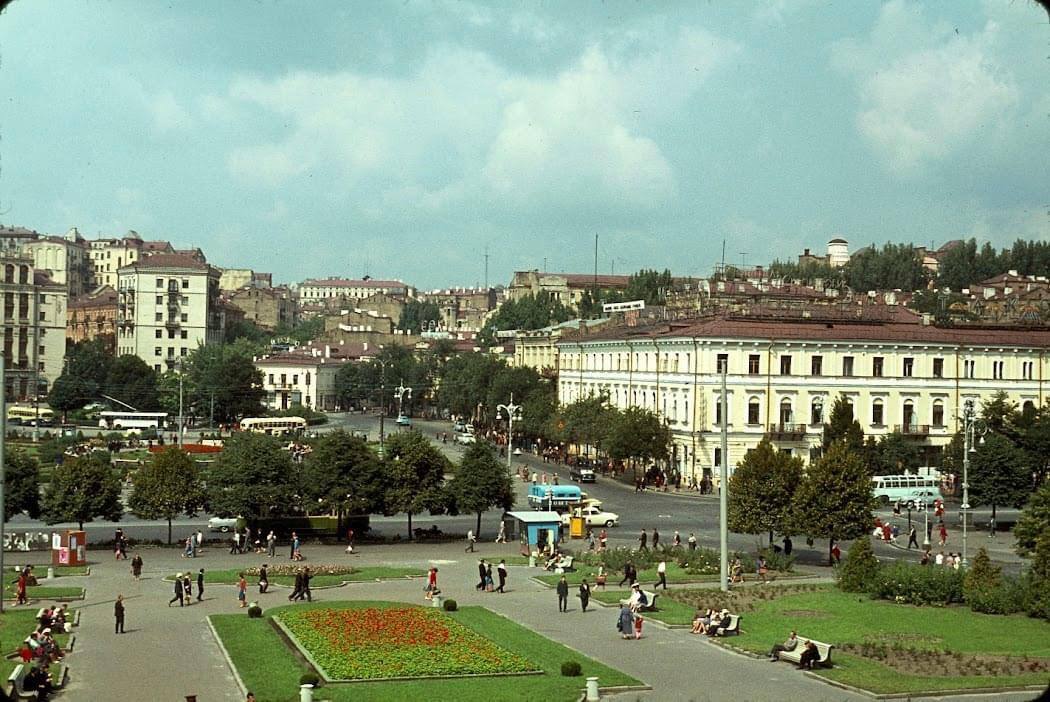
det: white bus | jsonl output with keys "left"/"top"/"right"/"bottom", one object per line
{"left": 871, "top": 474, "right": 941, "bottom": 505}
{"left": 7, "top": 404, "right": 54, "bottom": 426}
{"left": 99, "top": 411, "right": 168, "bottom": 431}
{"left": 239, "top": 416, "right": 307, "bottom": 436}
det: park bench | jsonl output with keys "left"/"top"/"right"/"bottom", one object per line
{"left": 554, "top": 556, "right": 575, "bottom": 573}
{"left": 779, "top": 637, "right": 834, "bottom": 668}
{"left": 714, "top": 614, "right": 741, "bottom": 636}
{"left": 619, "top": 590, "right": 659, "bottom": 612}
{"left": 8, "top": 664, "right": 30, "bottom": 699}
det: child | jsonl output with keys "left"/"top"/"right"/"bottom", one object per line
{"left": 634, "top": 615, "right": 644, "bottom": 640}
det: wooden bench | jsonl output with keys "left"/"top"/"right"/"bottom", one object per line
{"left": 619, "top": 590, "right": 659, "bottom": 612}
{"left": 713, "top": 614, "right": 741, "bottom": 636}
{"left": 779, "top": 637, "right": 834, "bottom": 668}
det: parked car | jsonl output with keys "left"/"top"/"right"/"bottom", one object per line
{"left": 560, "top": 506, "right": 619, "bottom": 528}
{"left": 208, "top": 517, "right": 239, "bottom": 533}
{"left": 396, "top": 415, "right": 411, "bottom": 426}
{"left": 569, "top": 465, "right": 596, "bottom": 482}
{"left": 455, "top": 432, "right": 476, "bottom": 445}
{"left": 902, "top": 490, "right": 939, "bottom": 510}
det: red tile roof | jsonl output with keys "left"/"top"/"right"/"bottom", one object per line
{"left": 123, "top": 253, "right": 208, "bottom": 270}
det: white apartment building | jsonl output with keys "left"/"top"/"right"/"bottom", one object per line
{"left": 254, "top": 351, "right": 343, "bottom": 411}
{"left": 557, "top": 309, "right": 1050, "bottom": 485}
{"left": 0, "top": 252, "right": 66, "bottom": 400}
{"left": 115, "top": 254, "right": 223, "bottom": 373}
{"left": 299, "top": 278, "right": 414, "bottom": 302}
{"left": 22, "top": 228, "right": 92, "bottom": 297}
{"left": 89, "top": 232, "right": 177, "bottom": 289}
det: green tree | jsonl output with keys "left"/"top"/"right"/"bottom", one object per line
{"left": 963, "top": 547, "right": 1002, "bottom": 595}
{"left": 837, "top": 536, "right": 880, "bottom": 593}
{"left": 823, "top": 395, "right": 864, "bottom": 452}
{"left": 304, "top": 430, "right": 386, "bottom": 532}
{"left": 604, "top": 406, "right": 671, "bottom": 478}
{"left": 398, "top": 300, "right": 443, "bottom": 334}
{"left": 873, "top": 432, "right": 921, "bottom": 475}
{"left": 980, "top": 391, "right": 1020, "bottom": 437}
{"left": 128, "top": 447, "right": 206, "bottom": 544}
{"left": 553, "top": 394, "right": 618, "bottom": 461}
{"left": 273, "top": 316, "right": 324, "bottom": 345}
{"left": 383, "top": 431, "right": 451, "bottom": 538}
{"left": 48, "top": 339, "right": 112, "bottom": 416}
{"left": 437, "top": 353, "right": 505, "bottom": 420}
{"left": 789, "top": 441, "right": 877, "bottom": 564}
{"left": 204, "top": 432, "right": 298, "bottom": 527}
{"left": 183, "top": 340, "right": 266, "bottom": 423}
{"left": 727, "top": 438, "right": 804, "bottom": 545}
{"left": 105, "top": 354, "right": 160, "bottom": 410}
{"left": 479, "top": 293, "right": 572, "bottom": 346}
{"left": 844, "top": 242, "right": 929, "bottom": 292}
{"left": 1017, "top": 405, "right": 1050, "bottom": 486}
{"left": 1013, "top": 481, "right": 1050, "bottom": 557}
{"left": 4, "top": 447, "right": 41, "bottom": 520}
{"left": 968, "top": 432, "right": 1030, "bottom": 522}
{"left": 42, "top": 453, "right": 123, "bottom": 530}
{"left": 447, "top": 441, "right": 514, "bottom": 536}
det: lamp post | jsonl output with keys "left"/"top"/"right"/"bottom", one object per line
{"left": 0, "top": 356, "right": 6, "bottom": 613}
{"left": 960, "top": 399, "right": 987, "bottom": 568}
{"left": 394, "top": 380, "right": 411, "bottom": 421}
{"left": 812, "top": 395, "right": 824, "bottom": 461}
{"left": 497, "top": 393, "right": 522, "bottom": 472}
{"left": 175, "top": 358, "right": 184, "bottom": 448}
{"left": 719, "top": 367, "right": 729, "bottom": 592}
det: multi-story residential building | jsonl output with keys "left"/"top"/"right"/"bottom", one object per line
{"left": 88, "top": 232, "right": 179, "bottom": 289}
{"left": 298, "top": 277, "right": 415, "bottom": 303}
{"left": 115, "top": 254, "right": 223, "bottom": 373}
{"left": 67, "top": 285, "right": 119, "bottom": 351}
{"left": 22, "top": 227, "right": 93, "bottom": 297}
{"left": 418, "top": 287, "right": 497, "bottom": 332}
{"left": 355, "top": 292, "right": 406, "bottom": 327}
{"left": 0, "top": 250, "right": 66, "bottom": 400}
{"left": 514, "top": 318, "right": 610, "bottom": 374}
{"left": 254, "top": 349, "right": 345, "bottom": 410}
{"left": 557, "top": 307, "right": 1050, "bottom": 486}
{"left": 508, "top": 270, "right": 630, "bottom": 308}
{"left": 225, "top": 286, "right": 298, "bottom": 331}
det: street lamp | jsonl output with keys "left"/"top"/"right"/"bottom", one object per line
{"left": 812, "top": 395, "right": 824, "bottom": 461}
{"left": 497, "top": 393, "right": 523, "bottom": 472}
{"left": 961, "top": 399, "right": 987, "bottom": 568}
{"left": 394, "top": 380, "right": 412, "bottom": 420}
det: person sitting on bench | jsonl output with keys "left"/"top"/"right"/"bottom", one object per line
{"left": 627, "top": 583, "right": 648, "bottom": 612}
{"left": 691, "top": 609, "right": 713, "bottom": 634}
{"left": 798, "top": 640, "right": 820, "bottom": 670}
{"left": 768, "top": 630, "right": 798, "bottom": 661}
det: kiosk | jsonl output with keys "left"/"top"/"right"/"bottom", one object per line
{"left": 51, "top": 530, "right": 87, "bottom": 567}
{"left": 506, "top": 511, "right": 561, "bottom": 557}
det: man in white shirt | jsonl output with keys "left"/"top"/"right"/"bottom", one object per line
{"left": 935, "top": 551, "right": 944, "bottom": 566}
{"left": 656, "top": 560, "right": 668, "bottom": 590}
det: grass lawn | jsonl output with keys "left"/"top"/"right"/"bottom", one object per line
{"left": 4, "top": 584, "right": 85, "bottom": 600}
{"left": 52, "top": 566, "right": 90, "bottom": 577}
{"left": 0, "top": 608, "right": 74, "bottom": 681}
{"left": 168, "top": 566, "right": 425, "bottom": 588}
{"left": 713, "top": 586, "right": 1050, "bottom": 694}
{"left": 211, "top": 600, "right": 640, "bottom": 702}
{"left": 590, "top": 590, "right": 696, "bottom": 626}
{"left": 534, "top": 562, "right": 807, "bottom": 588}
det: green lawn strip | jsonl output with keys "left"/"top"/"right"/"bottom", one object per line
{"left": 501, "top": 556, "right": 531, "bottom": 566}
{"left": 534, "top": 563, "right": 807, "bottom": 588}
{"left": 212, "top": 600, "right": 640, "bottom": 702}
{"left": 3, "top": 584, "right": 85, "bottom": 600}
{"left": 169, "top": 566, "right": 425, "bottom": 588}
{"left": 52, "top": 566, "right": 90, "bottom": 577}
{"left": 715, "top": 587, "right": 1050, "bottom": 694}
{"left": 589, "top": 590, "right": 695, "bottom": 626}
{"left": 0, "top": 609, "right": 74, "bottom": 681}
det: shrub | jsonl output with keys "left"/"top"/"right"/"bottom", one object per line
{"left": 966, "top": 576, "right": 1024, "bottom": 615}
{"left": 868, "top": 562, "right": 964, "bottom": 606}
{"left": 443, "top": 598, "right": 458, "bottom": 612}
{"left": 674, "top": 547, "right": 721, "bottom": 575}
{"left": 758, "top": 547, "right": 795, "bottom": 573}
{"left": 560, "top": 661, "right": 582, "bottom": 677}
{"left": 837, "top": 538, "right": 879, "bottom": 593}
{"left": 247, "top": 603, "right": 263, "bottom": 618}
{"left": 963, "top": 547, "right": 1003, "bottom": 612}
{"left": 299, "top": 672, "right": 321, "bottom": 687}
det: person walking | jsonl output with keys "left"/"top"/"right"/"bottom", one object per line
{"left": 289, "top": 532, "right": 298, "bottom": 560}
{"left": 289, "top": 568, "right": 303, "bottom": 601}
{"left": 556, "top": 575, "right": 569, "bottom": 613}
{"left": 618, "top": 604, "right": 634, "bottom": 640}
{"left": 182, "top": 573, "right": 193, "bottom": 605}
{"left": 673, "top": 530, "right": 681, "bottom": 547}
{"left": 15, "top": 571, "right": 28, "bottom": 606}
{"left": 907, "top": 526, "right": 919, "bottom": 550}
{"left": 169, "top": 574, "right": 185, "bottom": 607}
{"left": 579, "top": 579, "right": 591, "bottom": 612}
{"left": 496, "top": 560, "right": 507, "bottom": 593}
{"left": 300, "top": 567, "right": 312, "bottom": 602}
{"left": 476, "top": 560, "right": 487, "bottom": 590}
{"left": 688, "top": 532, "right": 697, "bottom": 551}
{"left": 114, "top": 594, "right": 125, "bottom": 634}
{"left": 465, "top": 530, "right": 476, "bottom": 553}
{"left": 599, "top": 529, "right": 608, "bottom": 551}
{"left": 131, "top": 554, "right": 143, "bottom": 581}
{"left": 484, "top": 562, "right": 494, "bottom": 592}
{"left": 425, "top": 567, "right": 438, "bottom": 601}
{"left": 258, "top": 564, "right": 269, "bottom": 594}
{"left": 237, "top": 573, "right": 248, "bottom": 608}
{"left": 638, "top": 529, "right": 648, "bottom": 551}
{"left": 656, "top": 560, "right": 668, "bottom": 590}
{"left": 495, "top": 522, "right": 506, "bottom": 544}
{"left": 196, "top": 568, "right": 205, "bottom": 602}
{"left": 652, "top": 528, "right": 660, "bottom": 549}
{"left": 267, "top": 531, "right": 277, "bottom": 558}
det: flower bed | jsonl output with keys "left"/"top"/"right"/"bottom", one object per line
{"left": 278, "top": 606, "right": 535, "bottom": 681}
{"left": 245, "top": 564, "right": 354, "bottom": 578}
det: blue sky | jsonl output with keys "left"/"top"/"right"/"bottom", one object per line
{"left": 1, "top": 0, "right": 1046, "bottom": 288}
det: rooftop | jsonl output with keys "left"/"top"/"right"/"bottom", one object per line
{"left": 119, "top": 253, "right": 209, "bottom": 271}
{"left": 302, "top": 278, "right": 407, "bottom": 288}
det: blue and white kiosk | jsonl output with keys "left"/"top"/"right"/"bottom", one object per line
{"left": 506, "top": 511, "right": 562, "bottom": 559}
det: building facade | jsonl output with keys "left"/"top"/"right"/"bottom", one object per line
{"left": 67, "top": 285, "right": 119, "bottom": 351}
{"left": 254, "top": 352, "right": 343, "bottom": 410}
{"left": 225, "top": 286, "right": 298, "bottom": 331}
{"left": 299, "top": 278, "right": 414, "bottom": 302}
{"left": 22, "top": 228, "right": 92, "bottom": 297}
{"left": 508, "top": 270, "right": 630, "bottom": 308}
{"left": 557, "top": 309, "right": 1050, "bottom": 485}
{"left": 116, "top": 254, "right": 223, "bottom": 373}
{"left": 0, "top": 251, "right": 67, "bottom": 400}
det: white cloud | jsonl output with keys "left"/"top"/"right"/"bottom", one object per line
{"left": 832, "top": 1, "right": 1019, "bottom": 174}
{"left": 149, "top": 91, "right": 192, "bottom": 132}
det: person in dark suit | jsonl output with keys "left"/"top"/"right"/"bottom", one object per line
{"left": 579, "top": 580, "right": 591, "bottom": 612}
{"left": 114, "top": 595, "right": 125, "bottom": 634}
{"left": 496, "top": 560, "right": 507, "bottom": 593}
{"left": 169, "top": 574, "right": 185, "bottom": 607}
{"left": 289, "top": 568, "right": 303, "bottom": 601}
{"left": 196, "top": 569, "right": 205, "bottom": 601}
{"left": 258, "top": 564, "right": 269, "bottom": 594}
{"left": 556, "top": 576, "right": 569, "bottom": 612}
{"left": 476, "top": 560, "right": 487, "bottom": 590}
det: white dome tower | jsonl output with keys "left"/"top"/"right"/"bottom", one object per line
{"left": 827, "top": 238, "right": 849, "bottom": 268}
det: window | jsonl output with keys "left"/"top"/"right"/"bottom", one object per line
{"left": 842, "top": 356, "right": 854, "bottom": 377}
{"left": 872, "top": 357, "right": 884, "bottom": 377}
{"left": 748, "top": 354, "right": 760, "bottom": 375}
{"left": 38, "top": 311, "right": 45, "bottom": 321}
{"left": 810, "top": 399, "right": 823, "bottom": 425}
{"left": 181, "top": 279, "right": 189, "bottom": 289}
{"left": 305, "top": 373, "right": 311, "bottom": 386}
{"left": 167, "top": 347, "right": 175, "bottom": 358}
{"left": 181, "top": 296, "right": 188, "bottom": 304}
{"left": 714, "top": 395, "right": 728, "bottom": 426}
{"left": 780, "top": 355, "right": 792, "bottom": 375}
{"left": 155, "top": 329, "right": 162, "bottom": 339}
{"left": 155, "top": 312, "right": 163, "bottom": 322}
{"left": 811, "top": 355, "right": 822, "bottom": 376}
{"left": 156, "top": 295, "right": 163, "bottom": 305}
{"left": 933, "top": 358, "right": 944, "bottom": 378}
{"left": 181, "top": 330, "right": 188, "bottom": 339}
{"left": 1022, "top": 361, "right": 1034, "bottom": 380}
{"left": 154, "top": 347, "right": 162, "bottom": 356}
{"left": 714, "top": 447, "right": 723, "bottom": 468}
{"left": 902, "top": 400, "right": 915, "bottom": 430}
{"left": 168, "top": 329, "right": 175, "bottom": 339}
{"left": 992, "top": 360, "right": 1004, "bottom": 380}
{"left": 180, "top": 347, "right": 187, "bottom": 356}
{"left": 717, "top": 353, "right": 728, "bottom": 373}
{"left": 748, "top": 399, "right": 760, "bottom": 425}
{"left": 779, "top": 398, "right": 793, "bottom": 425}
{"left": 932, "top": 401, "right": 944, "bottom": 427}
{"left": 156, "top": 278, "right": 164, "bottom": 288}
{"left": 181, "top": 313, "right": 188, "bottom": 322}
{"left": 293, "top": 374, "right": 299, "bottom": 384}
{"left": 268, "top": 374, "right": 274, "bottom": 384}
{"left": 964, "top": 359, "right": 976, "bottom": 379}
{"left": 39, "top": 295, "right": 46, "bottom": 303}
{"left": 872, "top": 399, "right": 884, "bottom": 426}
{"left": 154, "top": 365, "right": 161, "bottom": 372}
{"left": 903, "top": 357, "right": 914, "bottom": 377}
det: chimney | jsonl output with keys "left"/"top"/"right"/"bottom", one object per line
{"left": 803, "top": 248, "right": 810, "bottom": 256}
{"left": 921, "top": 313, "right": 933, "bottom": 326}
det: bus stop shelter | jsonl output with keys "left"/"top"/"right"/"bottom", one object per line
{"left": 506, "top": 511, "right": 561, "bottom": 557}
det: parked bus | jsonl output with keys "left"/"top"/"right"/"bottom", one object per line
{"left": 871, "top": 474, "right": 941, "bottom": 504}
{"left": 98, "top": 411, "right": 168, "bottom": 431}
{"left": 239, "top": 416, "right": 307, "bottom": 436}
{"left": 7, "top": 404, "right": 55, "bottom": 426}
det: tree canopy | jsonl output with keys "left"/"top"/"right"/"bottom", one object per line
{"left": 479, "top": 292, "right": 571, "bottom": 346}
{"left": 968, "top": 432, "right": 1031, "bottom": 518}
{"left": 4, "top": 447, "right": 41, "bottom": 521}
{"left": 182, "top": 339, "right": 266, "bottom": 423}
{"left": 383, "top": 431, "right": 451, "bottom": 537}
{"left": 398, "top": 299, "right": 443, "bottom": 333}
{"left": 823, "top": 394, "right": 864, "bottom": 453}
{"left": 204, "top": 432, "right": 298, "bottom": 525}
{"left": 728, "top": 438, "right": 804, "bottom": 544}
{"left": 42, "top": 453, "right": 123, "bottom": 530}
{"left": 303, "top": 430, "right": 386, "bottom": 518}
{"left": 128, "top": 447, "right": 206, "bottom": 543}
{"left": 48, "top": 339, "right": 114, "bottom": 414}
{"left": 447, "top": 440, "right": 514, "bottom": 536}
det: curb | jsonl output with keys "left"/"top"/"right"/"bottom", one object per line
{"left": 206, "top": 615, "right": 249, "bottom": 699}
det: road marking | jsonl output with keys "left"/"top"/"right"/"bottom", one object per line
{"left": 658, "top": 514, "right": 673, "bottom": 518}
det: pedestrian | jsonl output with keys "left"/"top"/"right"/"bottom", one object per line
{"left": 556, "top": 575, "right": 569, "bottom": 612}
{"left": 656, "top": 560, "right": 668, "bottom": 590}
{"left": 15, "top": 571, "right": 28, "bottom": 606}
{"left": 634, "top": 614, "right": 644, "bottom": 640}
{"left": 639, "top": 529, "right": 648, "bottom": 551}
{"left": 258, "top": 564, "right": 269, "bottom": 594}
{"left": 652, "top": 528, "right": 660, "bottom": 549}
{"left": 425, "top": 567, "right": 438, "bottom": 601}
{"left": 114, "top": 594, "right": 125, "bottom": 634}
{"left": 237, "top": 573, "right": 248, "bottom": 608}
{"left": 830, "top": 540, "right": 841, "bottom": 564}
{"left": 495, "top": 522, "right": 506, "bottom": 544}
{"left": 599, "top": 529, "right": 608, "bottom": 551}
{"left": 673, "top": 531, "right": 681, "bottom": 547}
{"left": 267, "top": 530, "right": 276, "bottom": 558}
{"left": 289, "top": 568, "right": 303, "bottom": 601}
{"left": 757, "top": 556, "right": 769, "bottom": 583}
{"left": 289, "top": 532, "right": 298, "bottom": 560}
{"left": 783, "top": 536, "right": 793, "bottom": 555}
{"left": 484, "top": 562, "right": 494, "bottom": 592}
{"left": 169, "top": 573, "right": 185, "bottom": 607}
{"left": 184, "top": 535, "right": 195, "bottom": 558}
{"left": 618, "top": 604, "right": 634, "bottom": 640}
{"left": 907, "top": 526, "right": 918, "bottom": 550}
{"left": 300, "top": 567, "right": 312, "bottom": 602}
{"left": 688, "top": 532, "right": 697, "bottom": 551}
{"left": 476, "top": 560, "right": 487, "bottom": 590}
{"left": 130, "top": 554, "right": 143, "bottom": 581}
{"left": 579, "top": 579, "right": 591, "bottom": 612}
{"left": 196, "top": 530, "right": 204, "bottom": 551}
{"left": 114, "top": 528, "right": 125, "bottom": 560}
{"left": 496, "top": 559, "right": 507, "bottom": 593}
{"left": 182, "top": 573, "right": 192, "bottom": 605}
{"left": 465, "top": 529, "right": 476, "bottom": 552}
{"left": 230, "top": 532, "right": 240, "bottom": 555}
{"left": 938, "top": 522, "right": 948, "bottom": 547}
{"left": 196, "top": 568, "right": 205, "bottom": 602}
{"left": 293, "top": 533, "right": 303, "bottom": 561}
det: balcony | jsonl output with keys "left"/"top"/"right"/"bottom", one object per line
{"left": 164, "top": 318, "right": 181, "bottom": 329}
{"left": 894, "top": 424, "right": 931, "bottom": 437}
{"left": 765, "top": 423, "right": 807, "bottom": 441}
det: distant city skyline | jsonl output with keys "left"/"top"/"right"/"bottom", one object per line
{"left": 1, "top": 1, "right": 1046, "bottom": 289}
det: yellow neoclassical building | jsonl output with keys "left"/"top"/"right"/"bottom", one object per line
{"left": 556, "top": 307, "right": 1050, "bottom": 484}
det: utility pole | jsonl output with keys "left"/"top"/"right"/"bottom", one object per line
{"left": 719, "top": 367, "right": 729, "bottom": 592}
{"left": 0, "top": 356, "right": 6, "bottom": 613}
{"left": 378, "top": 361, "right": 386, "bottom": 451}
{"left": 593, "top": 233, "right": 599, "bottom": 299}
{"left": 484, "top": 246, "right": 489, "bottom": 291}
{"left": 497, "top": 393, "right": 522, "bottom": 472}
{"left": 177, "top": 361, "right": 184, "bottom": 448}
{"left": 961, "top": 399, "right": 986, "bottom": 568}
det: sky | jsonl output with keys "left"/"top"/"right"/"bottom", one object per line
{"left": 1, "top": 0, "right": 1047, "bottom": 289}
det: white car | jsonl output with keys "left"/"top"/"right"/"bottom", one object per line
{"left": 561, "top": 506, "right": 620, "bottom": 528}
{"left": 455, "top": 432, "right": 476, "bottom": 445}
{"left": 208, "top": 517, "right": 239, "bottom": 533}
